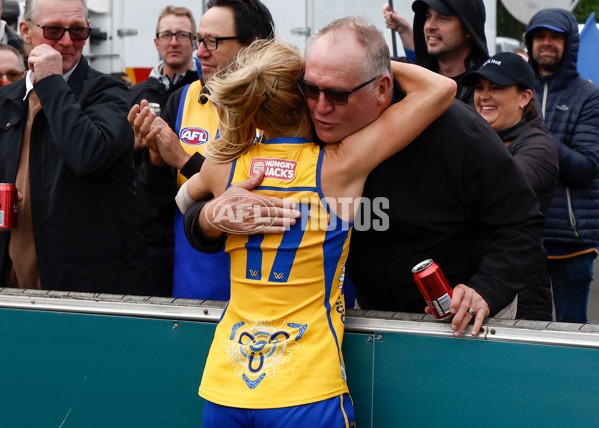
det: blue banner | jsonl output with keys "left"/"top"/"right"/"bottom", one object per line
{"left": 578, "top": 13, "right": 599, "bottom": 84}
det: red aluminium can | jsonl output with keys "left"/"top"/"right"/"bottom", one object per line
{"left": 412, "top": 259, "right": 453, "bottom": 319}
{"left": 0, "top": 183, "right": 18, "bottom": 230}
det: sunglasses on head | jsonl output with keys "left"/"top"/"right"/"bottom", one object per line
{"left": 299, "top": 75, "right": 380, "bottom": 106}
{"left": 32, "top": 22, "right": 92, "bottom": 41}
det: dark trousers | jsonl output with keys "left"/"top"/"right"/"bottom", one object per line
{"left": 548, "top": 252, "right": 596, "bottom": 323}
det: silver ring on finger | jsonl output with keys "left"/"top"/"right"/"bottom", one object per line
{"left": 467, "top": 308, "right": 475, "bottom": 316}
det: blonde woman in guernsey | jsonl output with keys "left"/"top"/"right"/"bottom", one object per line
{"left": 156, "top": 19, "right": 454, "bottom": 428}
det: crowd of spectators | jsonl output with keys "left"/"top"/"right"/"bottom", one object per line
{"left": 1, "top": 0, "right": 599, "bottom": 326}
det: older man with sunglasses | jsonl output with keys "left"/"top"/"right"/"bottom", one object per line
{"left": 0, "top": 0, "right": 150, "bottom": 294}
{"left": 185, "top": 18, "right": 547, "bottom": 337}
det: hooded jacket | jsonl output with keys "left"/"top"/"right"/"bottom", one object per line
{"left": 525, "top": 8, "right": 599, "bottom": 255}
{"left": 412, "top": 0, "right": 489, "bottom": 104}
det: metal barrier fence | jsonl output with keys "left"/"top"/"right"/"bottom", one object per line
{"left": 0, "top": 288, "right": 597, "bottom": 427}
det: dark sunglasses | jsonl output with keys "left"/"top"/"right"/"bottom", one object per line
{"left": 32, "top": 22, "right": 92, "bottom": 41}
{"left": 299, "top": 75, "right": 380, "bottom": 105}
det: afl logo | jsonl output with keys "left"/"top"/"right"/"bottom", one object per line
{"left": 180, "top": 127, "right": 209, "bottom": 146}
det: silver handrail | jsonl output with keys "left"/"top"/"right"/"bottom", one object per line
{"left": 1, "top": 287, "right": 598, "bottom": 349}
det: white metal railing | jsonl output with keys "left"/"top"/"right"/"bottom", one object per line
{"left": 1, "top": 287, "right": 598, "bottom": 349}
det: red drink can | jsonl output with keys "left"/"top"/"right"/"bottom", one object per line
{"left": 412, "top": 259, "right": 453, "bottom": 319}
{"left": 0, "top": 183, "right": 18, "bottom": 230}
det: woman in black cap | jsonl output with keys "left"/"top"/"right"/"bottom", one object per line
{"left": 464, "top": 51, "right": 559, "bottom": 321}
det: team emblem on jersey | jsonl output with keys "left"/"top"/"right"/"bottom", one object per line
{"left": 338, "top": 263, "right": 346, "bottom": 285}
{"left": 250, "top": 158, "right": 297, "bottom": 181}
{"left": 180, "top": 127, "right": 209, "bottom": 145}
{"left": 224, "top": 319, "right": 307, "bottom": 389}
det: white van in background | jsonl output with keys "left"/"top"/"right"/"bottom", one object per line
{"left": 3, "top": 0, "right": 499, "bottom": 83}
{"left": 495, "top": 36, "right": 525, "bottom": 53}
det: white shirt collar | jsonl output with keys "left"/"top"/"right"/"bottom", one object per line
{"left": 0, "top": 21, "right": 7, "bottom": 43}
{"left": 23, "top": 62, "right": 79, "bottom": 101}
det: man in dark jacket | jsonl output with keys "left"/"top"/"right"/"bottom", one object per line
{"left": 183, "top": 17, "right": 546, "bottom": 337}
{"left": 0, "top": 0, "right": 149, "bottom": 294}
{"left": 525, "top": 8, "right": 599, "bottom": 323}
{"left": 129, "top": 6, "right": 200, "bottom": 296}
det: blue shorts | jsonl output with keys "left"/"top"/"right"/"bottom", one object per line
{"left": 201, "top": 393, "right": 355, "bottom": 428}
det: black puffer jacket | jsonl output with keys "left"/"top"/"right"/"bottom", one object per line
{"left": 525, "top": 9, "right": 599, "bottom": 255}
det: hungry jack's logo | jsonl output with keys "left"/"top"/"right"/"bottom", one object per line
{"left": 250, "top": 158, "right": 297, "bottom": 181}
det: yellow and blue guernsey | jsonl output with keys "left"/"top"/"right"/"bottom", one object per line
{"left": 199, "top": 137, "right": 352, "bottom": 408}
{"left": 174, "top": 81, "right": 218, "bottom": 187}
{"left": 172, "top": 81, "right": 229, "bottom": 300}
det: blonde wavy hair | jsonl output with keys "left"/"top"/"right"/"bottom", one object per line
{"left": 203, "top": 39, "right": 312, "bottom": 163}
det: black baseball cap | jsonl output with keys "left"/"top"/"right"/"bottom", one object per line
{"left": 463, "top": 52, "right": 535, "bottom": 90}
{"left": 412, "top": 0, "right": 453, "bottom": 16}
